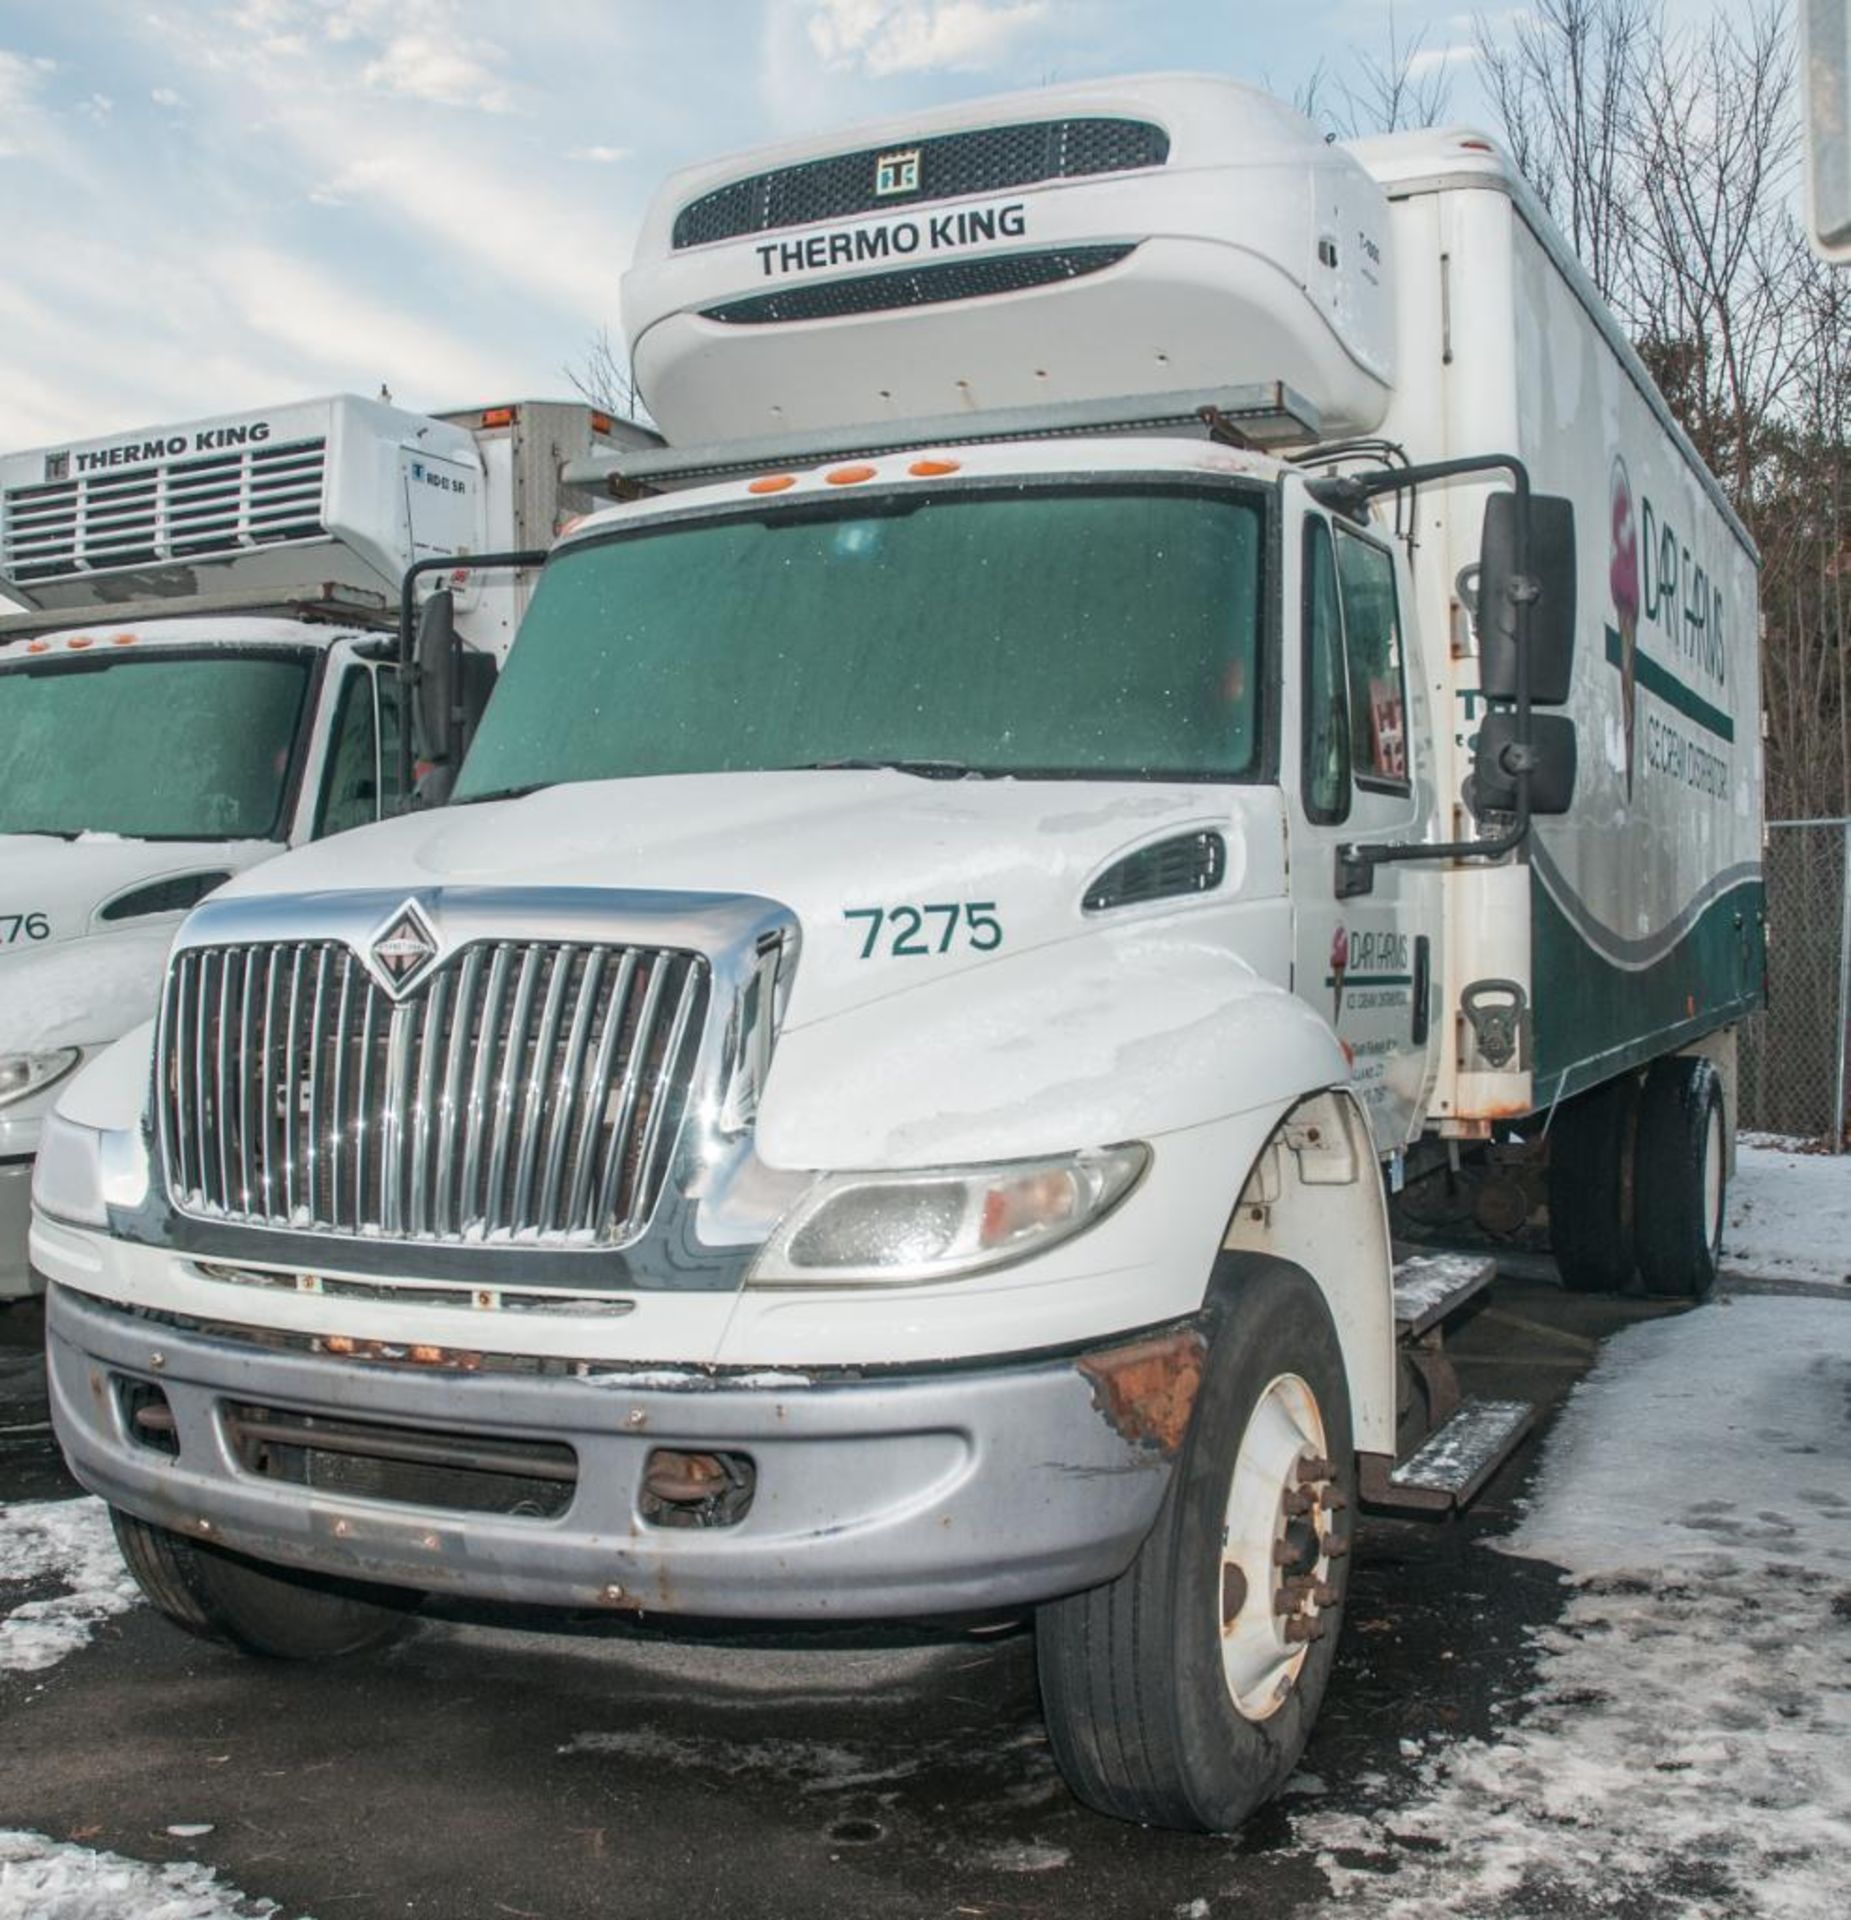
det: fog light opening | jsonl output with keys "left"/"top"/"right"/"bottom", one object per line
{"left": 116, "top": 1376, "right": 179, "bottom": 1458}
{"left": 639, "top": 1448, "right": 756, "bottom": 1529}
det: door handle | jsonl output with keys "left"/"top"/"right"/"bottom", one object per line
{"left": 1411, "top": 935, "right": 1431, "bottom": 1046}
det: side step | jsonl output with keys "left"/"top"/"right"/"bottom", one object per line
{"left": 1393, "top": 1251, "right": 1498, "bottom": 1341}
{"left": 1368, "top": 1252, "right": 1534, "bottom": 1514}
{"left": 1361, "top": 1397, "right": 1536, "bottom": 1514}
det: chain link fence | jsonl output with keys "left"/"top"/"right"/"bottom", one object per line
{"left": 1740, "top": 818, "right": 1851, "bottom": 1149}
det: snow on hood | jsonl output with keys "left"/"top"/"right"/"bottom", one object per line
{"left": 0, "top": 835, "right": 268, "bottom": 1054}
{"left": 214, "top": 769, "right": 1286, "bottom": 1030}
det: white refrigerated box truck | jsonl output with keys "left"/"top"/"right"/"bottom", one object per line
{"left": 0, "top": 395, "right": 639, "bottom": 1297}
{"left": 32, "top": 77, "right": 1761, "bottom": 1832}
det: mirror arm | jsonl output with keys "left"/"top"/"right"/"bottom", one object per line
{"left": 1323, "top": 453, "right": 1536, "bottom": 899}
{"left": 397, "top": 548, "right": 549, "bottom": 805}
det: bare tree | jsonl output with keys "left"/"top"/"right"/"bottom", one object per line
{"left": 1475, "top": 0, "right": 1650, "bottom": 302}
{"left": 566, "top": 325, "right": 644, "bottom": 422}
{"left": 1338, "top": 7, "right": 1457, "bottom": 137}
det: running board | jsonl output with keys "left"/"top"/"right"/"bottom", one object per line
{"left": 1360, "top": 1397, "right": 1536, "bottom": 1514}
{"left": 1393, "top": 1252, "right": 1498, "bottom": 1342}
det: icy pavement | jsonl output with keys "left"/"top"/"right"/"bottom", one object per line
{"left": 0, "top": 1831, "right": 299, "bottom": 1920}
{"left": 1724, "top": 1140, "right": 1851, "bottom": 1288}
{"left": 1300, "top": 1295, "right": 1851, "bottom": 1919}
{"left": 0, "top": 1498, "right": 139, "bottom": 1673}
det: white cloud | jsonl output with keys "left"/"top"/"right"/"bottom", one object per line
{"left": 805, "top": 0, "right": 1052, "bottom": 76}
{"left": 150, "top": 85, "right": 186, "bottom": 107}
{"left": 360, "top": 31, "right": 514, "bottom": 112}
{"left": 214, "top": 247, "right": 517, "bottom": 401}
{"left": 572, "top": 144, "right": 630, "bottom": 163}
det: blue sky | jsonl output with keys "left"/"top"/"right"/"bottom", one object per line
{"left": 0, "top": 1, "right": 1641, "bottom": 448}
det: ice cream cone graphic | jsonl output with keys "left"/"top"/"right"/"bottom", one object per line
{"left": 1610, "top": 455, "right": 1641, "bottom": 801}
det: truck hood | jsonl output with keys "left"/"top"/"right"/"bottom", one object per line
{"left": 0, "top": 834, "right": 269, "bottom": 1052}
{"left": 215, "top": 770, "right": 1288, "bottom": 1031}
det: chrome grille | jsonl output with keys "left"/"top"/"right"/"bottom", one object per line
{"left": 2, "top": 436, "right": 327, "bottom": 585}
{"left": 157, "top": 939, "right": 709, "bottom": 1247}
{"left": 672, "top": 117, "right": 1170, "bottom": 250}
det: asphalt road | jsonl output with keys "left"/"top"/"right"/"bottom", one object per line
{"left": 0, "top": 1277, "right": 1684, "bottom": 1920}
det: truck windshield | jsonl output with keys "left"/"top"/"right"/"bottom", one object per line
{"left": 456, "top": 484, "right": 1266, "bottom": 797}
{"left": 0, "top": 649, "right": 312, "bottom": 841}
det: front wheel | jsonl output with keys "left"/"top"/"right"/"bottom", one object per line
{"left": 1035, "top": 1258, "right": 1355, "bottom": 1832}
{"left": 111, "top": 1509, "right": 421, "bottom": 1659}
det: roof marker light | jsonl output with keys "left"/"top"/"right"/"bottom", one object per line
{"left": 825, "top": 464, "right": 877, "bottom": 486}
{"left": 1458, "top": 138, "right": 1495, "bottom": 152}
{"left": 25, "top": 641, "right": 48, "bottom": 653}
{"left": 748, "top": 474, "right": 797, "bottom": 494}
{"left": 112, "top": 632, "right": 137, "bottom": 646}
{"left": 589, "top": 412, "right": 614, "bottom": 436}
{"left": 481, "top": 406, "right": 517, "bottom": 429}
{"left": 66, "top": 636, "right": 94, "bottom": 649}
{"left": 909, "top": 458, "right": 961, "bottom": 477}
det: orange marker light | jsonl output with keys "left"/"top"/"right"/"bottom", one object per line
{"left": 748, "top": 474, "right": 797, "bottom": 494}
{"left": 66, "top": 635, "right": 94, "bottom": 649}
{"left": 589, "top": 412, "right": 614, "bottom": 436}
{"left": 909, "top": 458, "right": 961, "bottom": 477}
{"left": 481, "top": 405, "right": 517, "bottom": 428}
{"left": 825, "top": 464, "right": 877, "bottom": 486}
{"left": 25, "top": 640, "right": 49, "bottom": 653}
{"left": 112, "top": 632, "right": 137, "bottom": 646}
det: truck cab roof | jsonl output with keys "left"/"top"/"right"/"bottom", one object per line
{"left": 0, "top": 613, "right": 377, "bottom": 663}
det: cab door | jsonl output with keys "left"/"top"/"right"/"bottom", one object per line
{"left": 1287, "top": 507, "right": 1443, "bottom": 1154}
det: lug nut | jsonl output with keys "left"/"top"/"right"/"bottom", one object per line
{"left": 1321, "top": 1533, "right": 1349, "bottom": 1558}
{"left": 1284, "top": 1616, "right": 1327, "bottom": 1644}
{"left": 1294, "top": 1456, "right": 1334, "bottom": 1484}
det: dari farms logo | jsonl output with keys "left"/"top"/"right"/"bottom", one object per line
{"left": 1609, "top": 454, "right": 1642, "bottom": 800}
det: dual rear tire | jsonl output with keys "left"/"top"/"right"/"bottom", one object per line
{"left": 1548, "top": 1054, "right": 1727, "bottom": 1299}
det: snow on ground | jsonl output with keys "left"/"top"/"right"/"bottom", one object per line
{"left": 0, "top": 1497, "right": 140, "bottom": 1673}
{"left": 0, "top": 1831, "right": 298, "bottom": 1920}
{"left": 1724, "top": 1140, "right": 1851, "bottom": 1288}
{"left": 1300, "top": 1296, "right": 1851, "bottom": 1919}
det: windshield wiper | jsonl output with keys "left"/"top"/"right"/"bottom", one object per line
{"left": 3, "top": 827, "right": 82, "bottom": 840}
{"left": 788, "top": 757, "right": 998, "bottom": 780}
{"left": 451, "top": 781, "right": 561, "bottom": 807}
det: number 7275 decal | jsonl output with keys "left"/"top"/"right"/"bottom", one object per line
{"left": 844, "top": 902, "right": 1002, "bottom": 959}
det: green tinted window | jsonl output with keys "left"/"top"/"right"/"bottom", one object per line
{"left": 457, "top": 486, "right": 1266, "bottom": 797}
{"left": 1335, "top": 530, "right": 1409, "bottom": 789}
{"left": 316, "top": 667, "right": 380, "bottom": 839}
{"left": 0, "top": 650, "right": 310, "bottom": 841}
{"left": 1302, "top": 516, "right": 1350, "bottom": 823}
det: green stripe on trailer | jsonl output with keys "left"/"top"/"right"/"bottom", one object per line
{"left": 1529, "top": 861, "right": 1766, "bottom": 1103}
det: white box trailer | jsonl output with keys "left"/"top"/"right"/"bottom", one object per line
{"left": 30, "top": 78, "right": 1761, "bottom": 1837}
{"left": 0, "top": 395, "right": 635, "bottom": 1295}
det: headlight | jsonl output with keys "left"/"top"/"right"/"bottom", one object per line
{"left": 31, "top": 1112, "right": 107, "bottom": 1227}
{"left": 749, "top": 1143, "right": 1149, "bottom": 1288}
{"left": 0, "top": 1048, "right": 80, "bottom": 1110}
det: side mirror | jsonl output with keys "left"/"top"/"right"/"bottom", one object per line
{"left": 1468, "top": 712, "right": 1578, "bottom": 816}
{"left": 1476, "top": 493, "right": 1576, "bottom": 704}
{"left": 413, "top": 587, "right": 458, "bottom": 768}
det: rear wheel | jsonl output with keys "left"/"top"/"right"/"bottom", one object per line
{"left": 1634, "top": 1055, "right": 1726, "bottom": 1299}
{"left": 111, "top": 1509, "right": 420, "bottom": 1659}
{"left": 1035, "top": 1258, "right": 1354, "bottom": 1832}
{"left": 1547, "top": 1074, "right": 1641, "bottom": 1292}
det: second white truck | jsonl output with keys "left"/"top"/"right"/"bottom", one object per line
{"left": 32, "top": 77, "right": 1761, "bottom": 1833}
{"left": 0, "top": 395, "right": 637, "bottom": 1297}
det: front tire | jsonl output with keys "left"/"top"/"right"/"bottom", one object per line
{"left": 1634, "top": 1055, "right": 1727, "bottom": 1299}
{"left": 111, "top": 1509, "right": 421, "bottom": 1659}
{"left": 1035, "top": 1258, "right": 1355, "bottom": 1832}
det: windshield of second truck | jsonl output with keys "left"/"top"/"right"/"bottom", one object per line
{"left": 455, "top": 483, "right": 1266, "bottom": 797}
{"left": 0, "top": 649, "right": 312, "bottom": 841}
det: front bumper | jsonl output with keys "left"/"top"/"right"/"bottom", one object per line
{"left": 0, "top": 1158, "right": 35, "bottom": 1299}
{"left": 48, "top": 1283, "right": 1181, "bottom": 1619}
